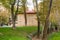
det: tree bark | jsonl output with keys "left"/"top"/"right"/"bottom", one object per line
{"left": 11, "top": 4, "right": 15, "bottom": 28}
{"left": 42, "top": 0, "right": 53, "bottom": 40}
{"left": 35, "top": 0, "right": 40, "bottom": 38}
{"left": 23, "top": 2, "right": 27, "bottom": 26}
{"left": 11, "top": 0, "right": 19, "bottom": 29}
{"left": 12, "top": 20, "right": 16, "bottom": 29}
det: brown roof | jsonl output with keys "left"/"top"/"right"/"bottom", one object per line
{"left": 18, "top": 9, "right": 36, "bottom": 14}
{"left": 25, "top": 9, "right": 36, "bottom": 14}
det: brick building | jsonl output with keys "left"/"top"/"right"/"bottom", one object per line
{"left": 15, "top": 10, "right": 37, "bottom": 26}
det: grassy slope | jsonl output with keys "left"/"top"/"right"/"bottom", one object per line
{"left": 0, "top": 26, "right": 38, "bottom": 40}
{"left": 48, "top": 32, "right": 60, "bottom": 40}
{"left": 0, "top": 26, "right": 60, "bottom": 40}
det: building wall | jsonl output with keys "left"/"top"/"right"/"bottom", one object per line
{"left": 16, "top": 14, "right": 37, "bottom": 26}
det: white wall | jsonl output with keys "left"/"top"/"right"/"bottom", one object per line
{"left": 16, "top": 14, "right": 37, "bottom": 26}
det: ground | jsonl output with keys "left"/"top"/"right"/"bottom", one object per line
{"left": 0, "top": 26, "right": 60, "bottom": 40}
{"left": 0, "top": 26, "right": 38, "bottom": 40}
{"left": 48, "top": 32, "right": 60, "bottom": 40}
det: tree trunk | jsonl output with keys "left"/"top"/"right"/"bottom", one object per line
{"left": 12, "top": 19, "right": 16, "bottom": 29}
{"left": 37, "top": 17, "right": 40, "bottom": 38}
{"left": 35, "top": 0, "right": 40, "bottom": 38}
{"left": 11, "top": 4, "right": 15, "bottom": 28}
{"left": 24, "top": 9, "right": 27, "bottom": 26}
{"left": 42, "top": 18, "right": 49, "bottom": 40}
{"left": 11, "top": 0, "right": 16, "bottom": 29}
{"left": 23, "top": 2, "right": 27, "bottom": 26}
{"left": 42, "top": 0, "right": 52, "bottom": 40}
{"left": 11, "top": 0, "right": 19, "bottom": 29}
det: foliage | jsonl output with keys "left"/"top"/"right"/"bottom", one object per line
{"left": 0, "top": 6, "right": 9, "bottom": 25}
{"left": 49, "top": 0, "right": 60, "bottom": 24}
{"left": 0, "top": 0, "right": 10, "bottom": 9}
{"left": 38, "top": 0, "right": 60, "bottom": 25}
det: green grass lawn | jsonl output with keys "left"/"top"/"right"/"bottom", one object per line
{"left": 1, "top": 26, "right": 60, "bottom": 40}
{"left": 48, "top": 32, "right": 60, "bottom": 40}
{"left": 0, "top": 26, "right": 39, "bottom": 40}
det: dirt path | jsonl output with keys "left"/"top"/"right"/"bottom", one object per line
{"left": 32, "top": 36, "right": 42, "bottom": 40}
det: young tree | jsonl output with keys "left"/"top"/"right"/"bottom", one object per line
{"left": 35, "top": 0, "right": 40, "bottom": 38}
{"left": 42, "top": 0, "right": 53, "bottom": 40}
{"left": 10, "top": 0, "right": 19, "bottom": 29}
{"left": 21, "top": 0, "right": 27, "bottom": 26}
{"left": 0, "top": 0, "right": 19, "bottom": 28}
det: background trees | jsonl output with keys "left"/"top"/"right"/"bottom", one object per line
{"left": 0, "top": 8, "right": 9, "bottom": 26}
{"left": 0, "top": 0, "right": 19, "bottom": 28}
{"left": 35, "top": 0, "right": 60, "bottom": 40}
{"left": 0, "top": 3, "right": 10, "bottom": 26}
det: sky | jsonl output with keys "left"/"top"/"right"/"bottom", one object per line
{"left": 27, "top": 0, "right": 34, "bottom": 10}
{"left": 16, "top": 0, "right": 42, "bottom": 11}
{"left": 0, "top": 0, "right": 42, "bottom": 11}
{"left": 27, "top": 0, "right": 41, "bottom": 11}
